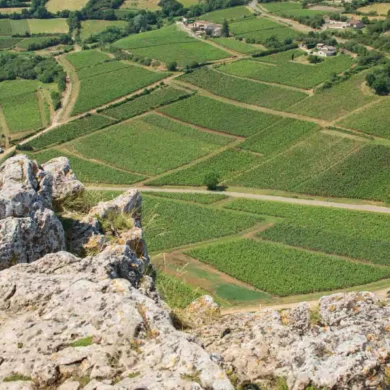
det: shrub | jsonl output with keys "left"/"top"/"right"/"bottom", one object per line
{"left": 166, "top": 61, "right": 177, "bottom": 71}
{"left": 204, "top": 171, "right": 220, "bottom": 190}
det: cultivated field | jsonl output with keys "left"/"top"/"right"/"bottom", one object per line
{"left": 0, "top": 18, "right": 68, "bottom": 35}
{"left": 114, "top": 25, "right": 230, "bottom": 67}
{"left": 121, "top": 0, "right": 160, "bottom": 10}
{"left": 80, "top": 20, "right": 128, "bottom": 41}
{"left": 262, "top": 1, "right": 330, "bottom": 17}
{"left": 211, "top": 37, "right": 260, "bottom": 54}
{"left": 201, "top": 6, "right": 254, "bottom": 23}
{"left": 46, "top": 0, "right": 89, "bottom": 12}
{"left": 357, "top": 3, "right": 390, "bottom": 15}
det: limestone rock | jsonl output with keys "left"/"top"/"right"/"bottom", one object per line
{"left": 185, "top": 295, "right": 221, "bottom": 326}
{"left": 0, "top": 246, "right": 233, "bottom": 390}
{"left": 43, "top": 157, "right": 84, "bottom": 204}
{"left": 194, "top": 292, "right": 390, "bottom": 390}
{"left": 0, "top": 155, "right": 65, "bottom": 269}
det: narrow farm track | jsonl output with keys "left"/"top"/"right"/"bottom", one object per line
{"left": 86, "top": 186, "right": 390, "bottom": 214}
{"left": 0, "top": 106, "right": 10, "bottom": 148}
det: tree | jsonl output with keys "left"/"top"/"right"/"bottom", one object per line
{"left": 166, "top": 61, "right": 177, "bottom": 71}
{"left": 204, "top": 172, "right": 220, "bottom": 191}
{"left": 222, "top": 19, "right": 229, "bottom": 37}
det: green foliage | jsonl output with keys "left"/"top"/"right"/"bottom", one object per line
{"left": 98, "top": 210, "right": 134, "bottom": 236}
{"left": 166, "top": 61, "right": 177, "bottom": 71}
{"left": 240, "top": 118, "right": 318, "bottom": 156}
{"left": 65, "top": 113, "right": 231, "bottom": 176}
{"left": 230, "top": 133, "right": 363, "bottom": 191}
{"left": 159, "top": 95, "right": 279, "bottom": 137}
{"left": 3, "top": 374, "right": 32, "bottom": 382}
{"left": 179, "top": 67, "right": 307, "bottom": 110}
{"left": 224, "top": 198, "right": 390, "bottom": 266}
{"left": 24, "top": 114, "right": 116, "bottom": 150}
{"left": 72, "top": 62, "right": 168, "bottom": 115}
{"left": 201, "top": 6, "right": 254, "bottom": 23}
{"left": 297, "top": 145, "right": 390, "bottom": 202}
{"left": 219, "top": 55, "right": 354, "bottom": 89}
{"left": 148, "top": 149, "right": 262, "bottom": 187}
{"left": 101, "top": 86, "right": 190, "bottom": 121}
{"left": 28, "top": 148, "right": 145, "bottom": 185}
{"left": 211, "top": 37, "right": 258, "bottom": 54}
{"left": 70, "top": 336, "right": 94, "bottom": 347}
{"left": 0, "top": 37, "right": 22, "bottom": 50}
{"left": 114, "top": 25, "right": 229, "bottom": 67}
{"left": 187, "top": 239, "right": 390, "bottom": 296}
{"left": 146, "top": 192, "right": 228, "bottom": 204}
{"left": 156, "top": 272, "right": 203, "bottom": 309}
{"left": 143, "top": 195, "right": 261, "bottom": 252}
{"left": 204, "top": 171, "right": 220, "bottom": 190}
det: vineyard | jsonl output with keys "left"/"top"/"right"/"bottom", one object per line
{"left": 200, "top": 6, "right": 254, "bottom": 23}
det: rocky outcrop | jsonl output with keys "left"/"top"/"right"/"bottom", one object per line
{"left": 194, "top": 292, "right": 390, "bottom": 390}
{"left": 42, "top": 157, "right": 84, "bottom": 204}
{"left": 0, "top": 155, "right": 65, "bottom": 269}
{"left": 0, "top": 246, "right": 233, "bottom": 390}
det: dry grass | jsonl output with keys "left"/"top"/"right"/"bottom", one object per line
{"left": 357, "top": 3, "right": 390, "bottom": 15}
{"left": 46, "top": 0, "right": 88, "bottom": 12}
{"left": 121, "top": 0, "right": 160, "bottom": 10}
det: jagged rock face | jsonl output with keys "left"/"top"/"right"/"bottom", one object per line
{"left": 194, "top": 292, "right": 390, "bottom": 390}
{"left": 0, "top": 155, "right": 65, "bottom": 269}
{"left": 0, "top": 245, "right": 233, "bottom": 390}
{"left": 42, "top": 157, "right": 84, "bottom": 204}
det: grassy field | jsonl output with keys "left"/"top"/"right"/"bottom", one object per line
{"left": 66, "top": 50, "right": 110, "bottom": 70}
{"left": 143, "top": 195, "right": 261, "bottom": 252}
{"left": 224, "top": 198, "right": 390, "bottom": 266}
{"left": 358, "top": 3, "right": 390, "bottom": 15}
{"left": 148, "top": 149, "right": 263, "bottom": 186}
{"left": 287, "top": 72, "right": 379, "bottom": 120}
{"left": 187, "top": 239, "right": 390, "bottom": 296}
{"left": 77, "top": 60, "right": 128, "bottom": 80}
{"left": 263, "top": 1, "right": 329, "bottom": 17}
{"left": 240, "top": 118, "right": 319, "bottom": 156}
{"left": 297, "top": 144, "right": 390, "bottom": 202}
{"left": 229, "top": 17, "right": 300, "bottom": 45}
{"left": 121, "top": 0, "right": 160, "bottom": 10}
{"left": 27, "top": 19, "right": 69, "bottom": 34}
{"left": 25, "top": 114, "right": 116, "bottom": 150}
{"left": 0, "top": 7, "right": 29, "bottom": 14}
{"left": 28, "top": 148, "right": 146, "bottom": 184}
{"left": 219, "top": 55, "right": 354, "bottom": 89}
{"left": 338, "top": 98, "right": 390, "bottom": 138}
{"left": 64, "top": 113, "right": 232, "bottom": 175}
{"left": 114, "top": 25, "right": 230, "bottom": 67}
{"left": 211, "top": 37, "right": 260, "bottom": 54}
{"left": 159, "top": 95, "right": 280, "bottom": 137}
{"left": 0, "top": 20, "right": 11, "bottom": 36}
{"left": 0, "top": 37, "right": 22, "bottom": 49}
{"left": 101, "top": 86, "right": 191, "bottom": 121}
{"left": 10, "top": 19, "right": 29, "bottom": 35}
{"left": 201, "top": 6, "right": 254, "bottom": 23}
{"left": 230, "top": 132, "right": 364, "bottom": 191}
{"left": 47, "top": 0, "right": 89, "bottom": 12}
{"left": 80, "top": 20, "right": 128, "bottom": 41}
{"left": 179, "top": 67, "right": 307, "bottom": 110}
{"left": 71, "top": 57, "right": 168, "bottom": 115}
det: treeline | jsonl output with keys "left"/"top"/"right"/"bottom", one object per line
{"left": 0, "top": 0, "right": 53, "bottom": 19}
{"left": 0, "top": 0, "right": 29, "bottom": 7}
{"left": 25, "top": 34, "right": 72, "bottom": 50}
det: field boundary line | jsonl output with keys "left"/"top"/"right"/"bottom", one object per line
{"left": 85, "top": 186, "right": 390, "bottom": 214}
{"left": 0, "top": 105, "right": 10, "bottom": 148}
{"left": 36, "top": 90, "right": 48, "bottom": 128}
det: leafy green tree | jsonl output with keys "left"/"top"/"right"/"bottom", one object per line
{"left": 222, "top": 19, "right": 229, "bottom": 37}
{"left": 166, "top": 61, "right": 177, "bottom": 71}
{"left": 204, "top": 172, "right": 220, "bottom": 191}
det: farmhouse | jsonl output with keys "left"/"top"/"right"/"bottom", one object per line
{"left": 325, "top": 19, "right": 349, "bottom": 29}
{"left": 190, "top": 20, "right": 223, "bottom": 37}
{"left": 315, "top": 43, "right": 337, "bottom": 57}
{"left": 349, "top": 19, "right": 365, "bottom": 29}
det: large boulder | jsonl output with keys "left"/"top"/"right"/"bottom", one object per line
{"left": 0, "top": 155, "right": 65, "bottom": 269}
{"left": 42, "top": 157, "right": 84, "bottom": 204}
{"left": 0, "top": 245, "right": 234, "bottom": 390}
{"left": 194, "top": 292, "right": 390, "bottom": 390}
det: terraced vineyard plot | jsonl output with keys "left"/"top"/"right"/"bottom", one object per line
{"left": 0, "top": 20, "right": 11, "bottom": 36}
{"left": 25, "top": 114, "right": 116, "bottom": 150}
{"left": 263, "top": 2, "right": 328, "bottom": 17}
{"left": 201, "top": 6, "right": 254, "bottom": 23}
{"left": 187, "top": 239, "right": 390, "bottom": 296}
{"left": 101, "top": 86, "right": 190, "bottom": 121}
{"left": 230, "top": 17, "right": 299, "bottom": 45}
{"left": 219, "top": 55, "right": 354, "bottom": 89}
{"left": 224, "top": 198, "right": 390, "bottom": 266}
{"left": 287, "top": 72, "right": 379, "bottom": 120}
{"left": 230, "top": 132, "right": 364, "bottom": 191}
{"left": 159, "top": 95, "right": 280, "bottom": 137}
{"left": 211, "top": 37, "right": 259, "bottom": 54}
{"left": 66, "top": 50, "right": 111, "bottom": 70}
{"left": 338, "top": 99, "right": 390, "bottom": 139}
{"left": 114, "top": 25, "right": 230, "bottom": 67}
{"left": 145, "top": 192, "right": 228, "bottom": 204}
{"left": 180, "top": 67, "right": 307, "bottom": 110}
{"left": 65, "top": 114, "right": 231, "bottom": 175}
{"left": 80, "top": 20, "right": 128, "bottom": 41}
{"left": 72, "top": 65, "right": 169, "bottom": 115}
{"left": 240, "top": 118, "right": 318, "bottom": 155}
{"left": 0, "top": 37, "right": 22, "bottom": 49}
{"left": 16, "top": 36, "right": 61, "bottom": 50}
{"left": 149, "top": 149, "right": 262, "bottom": 186}
{"left": 143, "top": 195, "right": 261, "bottom": 252}
{"left": 255, "top": 48, "right": 304, "bottom": 64}
{"left": 77, "top": 61, "right": 128, "bottom": 80}
{"left": 28, "top": 149, "right": 145, "bottom": 184}
{"left": 47, "top": 0, "right": 88, "bottom": 12}
{"left": 10, "top": 19, "right": 29, "bottom": 35}
{"left": 297, "top": 144, "right": 390, "bottom": 202}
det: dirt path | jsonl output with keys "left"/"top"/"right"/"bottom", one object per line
{"left": 0, "top": 106, "right": 10, "bottom": 148}
{"left": 86, "top": 186, "right": 390, "bottom": 214}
